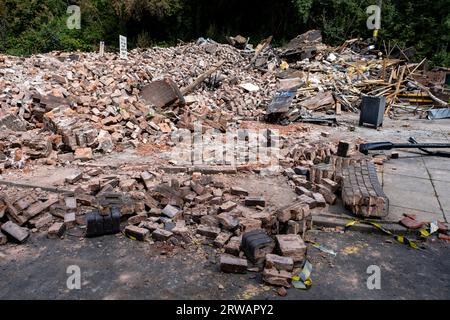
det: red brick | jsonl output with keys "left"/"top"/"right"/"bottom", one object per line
{"left": 220, "top": 254, "right": 248, "bottom": 273}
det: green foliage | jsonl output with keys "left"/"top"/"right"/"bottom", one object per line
{"left": 292, "top": 0, "right": 313, "bottom": 23}
{"left": 0, "top": 0, "right": 448, "bottom": 67}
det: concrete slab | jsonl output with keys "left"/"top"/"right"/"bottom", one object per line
{"left": 384, "top": 188, "right": 442, "bottom": 214}
{"left": 427, "top": 168, "right": 450, "bottom": 183}
{"left": 387, "top": 205, "right": 444, "bottom": 223}
{"left": 383, "top": 174, "right": 435, "bottom": 195}
{"left": 432, "top": 180, "right": 450, "bottom": 222}
{"left": 422, "top": 157, "right": 450, "bottom": 170}
{"left": 383, "top": 157, "right": 429, "bottom": 179}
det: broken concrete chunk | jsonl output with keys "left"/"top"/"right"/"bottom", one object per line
{"left": 0, "top": 114, "right": 28, "bottom": 131}
{"left": 238, "top": 83, "right": 260, "bottom": 92}
{"left": 220, "top": 254, "right": 248, "bottom": 273}
{"left": 97, "top": 129, "right": 114, "bottom": 153}
{"left": 1, "top": 221, "right": 30, "bottom": 243}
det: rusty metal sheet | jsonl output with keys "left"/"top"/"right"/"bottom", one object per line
{"left": 140, "top": 78, "right": 185, "bottom": 108}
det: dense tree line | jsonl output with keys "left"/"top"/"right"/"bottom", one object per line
{"left": 0, "top": 0, "right": 448, "bottom": 66}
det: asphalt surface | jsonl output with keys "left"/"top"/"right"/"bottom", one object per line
{"left": 0, "top": 228, "right": 448, "bottom": 300}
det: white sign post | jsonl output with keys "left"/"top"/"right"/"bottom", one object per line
{"left": 99, "top": 41, "right": 105, "bottom": 57}
{"left": 119, "top": 35, "right": 127, "bottom": 59}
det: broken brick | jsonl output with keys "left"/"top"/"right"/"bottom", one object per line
{"left": 298, "top": 194, "right": 317, "bottom": 209}
{"left": 225, "top": 236, "right": 242, "bottom": 256}
{"left": 400, "top": 216, "right": 425, "bottom": 230}
{"left": 262, "top": 268, "right": 292, "bottom": 287}
{"left": 230, "top": 187, "right": 249, "bottom": 196}
{"left": 214, "top": 231, "right": 232, "bottom": 248}
{"left": 220, "top": 201, "right": 237, "bottom": 212}
{"left": 238, "top": 217, "right": 262, "bottom": 232}
{"left": 265, "top": 254, "right": 294, "bottom": 271}
{"left": 64, "top": 212, "right": 77, "bottom": 228}
{"left": 24, "top": 196, "right": 59, "bottom": 220}
{"left": 30, "top": 213, "right": 53, "bottom": 229}
{"left": 120, "top": 179, "right": 136, "bottom": 192}
{"left": 244, "top": 196, "right": 266, "bottom": 207}
{"left": 220, "top": 254, "right": 248, "bottom": 273}
{"left": 197, "top": 224, "right": 221, "bottom": 239}
{"left": 217, "top": 212, "right": 240, "bottom": 230}
{"left": 295, "top": 186, "right": 313, "bottom": 197}
{"left": 74, "top": 147, "right": 93, "bottom": 161}
{"left": 125, "top": 225, "right": 149, "bottom": 241}
{"left": 47, "top": 222, "right": 66, "bottom": 239}
{"left": 64, "top": 197, "right": 77, "bottom": 210}
{"left": 128, "top": 214, "right": 147, "bottom": 225}
{"left": 65, "top": 172, "right": 82, "bottom": 184}
{"left": 195, "top": 193, "right": 214, "bottom": 204}
{"left": 0, "top": 232, "right": 7, "bottom": 245}
{"left": 276, "top": 234, "right": 307, "bottom": 262}
{"left": 152, "top": 228, "right": 173, "bottom": 241}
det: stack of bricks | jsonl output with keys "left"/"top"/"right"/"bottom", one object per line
{"left": 330, "top": 155, "right": 366, "bottom": 184}
{"left": 289, "top": 142, "right": 337, "bottom": 166}
{"left": 341, "top": 159, "right": 389, "bottom": 218}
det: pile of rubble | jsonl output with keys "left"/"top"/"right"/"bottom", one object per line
{"left": 1, "top": 30, "right": 449, "bottom": 291}
{"left": 1, "top": 30, "right": 448, "bottom": 169}
{"left": 0, "top": 134, "right": 391, "bottom": 290}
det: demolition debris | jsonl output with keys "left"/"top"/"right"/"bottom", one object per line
{"left": 0, "top": 30, "right": 449, "bottom": 293}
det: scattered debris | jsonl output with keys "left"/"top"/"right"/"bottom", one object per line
{"left": 0, "top": 29, "right": 448, "bottom": 296}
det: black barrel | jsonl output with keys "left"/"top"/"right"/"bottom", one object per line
{"left": 86, "top": 207, "right": 121, "bottom": 237}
